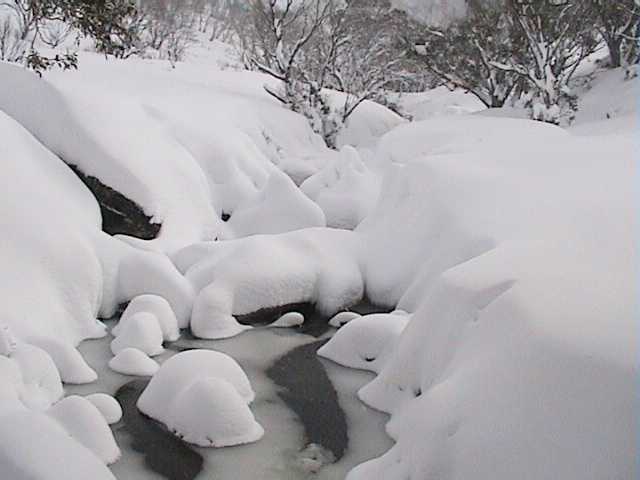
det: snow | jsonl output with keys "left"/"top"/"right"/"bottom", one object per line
{"left": 48, "top": 395, "right": 121, "bottom": 464}
{"left": 11, "top": 344, "right": 63, "bottom": 411}
{"left": 108, "top": 348, "right": 159, "bottom": 377}
{"left": 110, "top": 312, "right": 164, "bottom": 357}
{"left": 137, "top": 349, "right": 260, "bottom": 447}
{"left": 167, "top": 377, "right": 264, "bottom": 447}
{"left": 180, "top": 228, "right": 364, "bottom": 339}
{"left": 86, "top": 393, "right": 123, "bottom": 425}
{"left": 225, "top": 170, "right": 326, "bottom": 238}
{"left": 269, "top": 312, "right": 305, "bottom": 328}
{"left": 328, "top": 311, "right": 361, "bottom": 328}
{"left": 113, "top": 295, "right": 180, "bottom": 342}
{"left": 397, "top": 87, "right": 486, "bottom": 121}
{"left": 318, "top": 313, "right": 411, "bottom": 373}
{"left": 25, "top": 337, "right": 97, "bottom": 385}
{"left": 301, "top": 146, "right": 380, "bottom": 230}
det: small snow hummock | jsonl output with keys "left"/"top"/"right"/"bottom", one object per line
{"left": 318, "top": 313, "right": 410, "bottom": 373}
{"left": 110, "top": 312, "right": 164, "bottom": 357}
{"left": 47, "top": 395, "right": 121, "bottom": 464}
{"left": 25, "top": 336, "right": 97, "bottom": 385}
{"left": 11, "top": 343, "right": 63, "bottom": 411}
{"left": 167, "top": 377, "right": 264, "bottom": 447}
{"left": 328, "top": 311, "right": 361, "bottom": 328}
{"left": 269, "top": 312, "right": 305, "bottom": 328}
{"left": 108, "top": 348, "right": 159, "bottom": 377}
{"left": 113, "top": 294, "right": 180, "bottom": 342}
{"left": 86, "top": 394, "right": 123, "bottom": 425}
{"left": 137, "top": 350, "right": 262, "bottom": 447}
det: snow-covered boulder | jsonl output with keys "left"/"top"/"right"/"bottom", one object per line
{"left": 25, "top": 337, "right": 97, "bottom": 385}
{"left": 226, "top": 170, "right": 326, "bottom": 238}
{"left": 301, "top": 146, "right": 379, "bottom": 229}
{"left": 11, "top": 344, "right": 63, "bottom": 411}
{"left": 179, "top": 228, "right": 363, "bottom": 339}
{"left": 269, "top": 312, "right": 305, "bottom": 328}
{"left": 110, "top": 312, "right": 164, "bottom": 357}
{"left": 48, "top": 395, "right": 120, "bottom": 464}
{"left": 108, "top": 348, "right": 159, "bottom": 377}
{"left": 328, "top": 311, "right": 361, "bottom": 328}
{"left": 137, "top": 350, "right": 260, "bottom": 447}
{"left": 319, "top": 313, "right": 410, "bottom": 373}
{"left": 86, "top": 394, "right": 123, "bottom": 425}
{"left": 167, "top": 377, "right": 264, "bottom": 447}
{"left": 114, "top": 295, "right": 180, "bottom": 342}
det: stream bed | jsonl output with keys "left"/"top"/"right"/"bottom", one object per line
{"left": 67, "top": 318, "right": 392, "bottom": 480}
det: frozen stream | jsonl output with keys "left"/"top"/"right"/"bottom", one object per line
{"left": 67, "top": 320, "right": 393, "bottom": 480}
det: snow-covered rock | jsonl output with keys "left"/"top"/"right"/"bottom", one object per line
{"left": 25, "top": 337, "right": 97, "bottom": 385}
{"left": 47, "top": 395, "right": 120, "bottom": 464}
{"left": 179, "top": 228, "right": 364, "bottom": 339}
{"left": 328, "top": 311, "right": 361, "bottom": 328}
{"left": 110, "top": 312, "right": 164, "bottom": 357}
{"left": 226, "top": 170, "right": 326, "bottom": 238}
{"left": 137, "top": 350, "right": 260, "bottom": 447}
{"left": 269, "top": 312, "right": 305, "bottom": 328}
{"left": 167, "top": 377, "right": 264, "bottom": 447}
{"left": 108, "top": 348, "right": 159, "bottom": 377}
{"left": 11, "top": 344, "right": 63, "bottom": 411}
{"left": 114, "top": 295, "right": 180, "bottom": 342}
{"left": 86, "top": 394, "right": 123, "bottom": 425}
{"left": 319, "top": 313, "right": 410, "bottom": 373}
{"left": 301, "top": 146, "right": 380, "bottom": 229}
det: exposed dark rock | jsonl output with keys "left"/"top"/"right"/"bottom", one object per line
{"left": 67, "top": 164, "right": 161, "bottom": 239}
{"left": 115, "top": 379, "right": 204, "bottom": 480}
{"left": 266, "top": 340, "right": 348, "bottom": 462}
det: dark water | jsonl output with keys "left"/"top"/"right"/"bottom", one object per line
{"left": 266, "top": 339, "right": 348, "bottom": 461}
{"left": 115, "top": 380, "right": 204, "bottom": 480}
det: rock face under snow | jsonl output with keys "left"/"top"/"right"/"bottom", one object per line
{"left": 137, "top": 350, "right": 261, "bottom": 448}
{"left": 108, "top": 348, "right": 160, "bottom": 377}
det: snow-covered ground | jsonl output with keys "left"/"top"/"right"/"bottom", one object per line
{"left": 0, "top": 37, "right": 637, "bottom": 480}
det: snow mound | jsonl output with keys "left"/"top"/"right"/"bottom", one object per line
{"left": 114, "top": 295, "right": 180, "bottom": 342}
{"left": 108, "top": 348, "right": 159, "bottom": 377}
{"left": 0, "top": 410, "right": 116, "bottom": 480}
{"left": 86, "top": 394, "right": 123, "bottom": 425}
{"left": 138, "top": 350, "right": 259, "bottom": 446}
{"left": 110, "top": 312, "right": 164, "bottom": 357}
{"left": 301, "top": 146, "right": 380, "bottom": 229}
{"left": 269, "top": 312, "right": 305, "bottom": 328}
{"left": 335, "top": 97, "right": 406, "bottom": 149}
{"left": 328, "top": 311, "right": 361, "bottom": 328}
{"left": 25, "top": 337, "right": 97, "bottom": 385}
{"left": 11, "top": 344, "right": 63, "bottom": 411}
{"left": 318, "top": 313, "right": 410, "bottom": 373}
{"left": 138, "top": 350, "right": 255, "bottom": 415}
{"left": 167, "top": 377, "right": 264, "bottom": 447}
{"left": 180, "top": 228, "right": 363, "bottom": 339}
{"left": 48, "top": 395, "right": 120, "bottom": 464}
{"left": 398, "top": 87, "right": 485, "bottom": 121}
{"left": 226, "top": 170, "right": 326, "bottom": 238}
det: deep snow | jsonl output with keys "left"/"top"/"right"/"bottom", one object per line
{"left": 0, "top": 38, "right": 637, "bottom": 480}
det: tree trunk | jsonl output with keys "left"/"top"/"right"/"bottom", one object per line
{"left": 607, "top": 37, "right": 623, "bottom": 68}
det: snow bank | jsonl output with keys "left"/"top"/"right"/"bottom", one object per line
{"left": 397, "top": 87, "right": 485, "bottom": 121}
{"left": 86, "top": 393, "right": 123, "bottom": 425}
{"left": 346, "top": 115, "right": 637, "bottom": 480}
{"left": 137, "top": 350, "right": 262, "bottom": 447}
{"left": 177, "top": 228, "right": 363, "bottom": 339}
